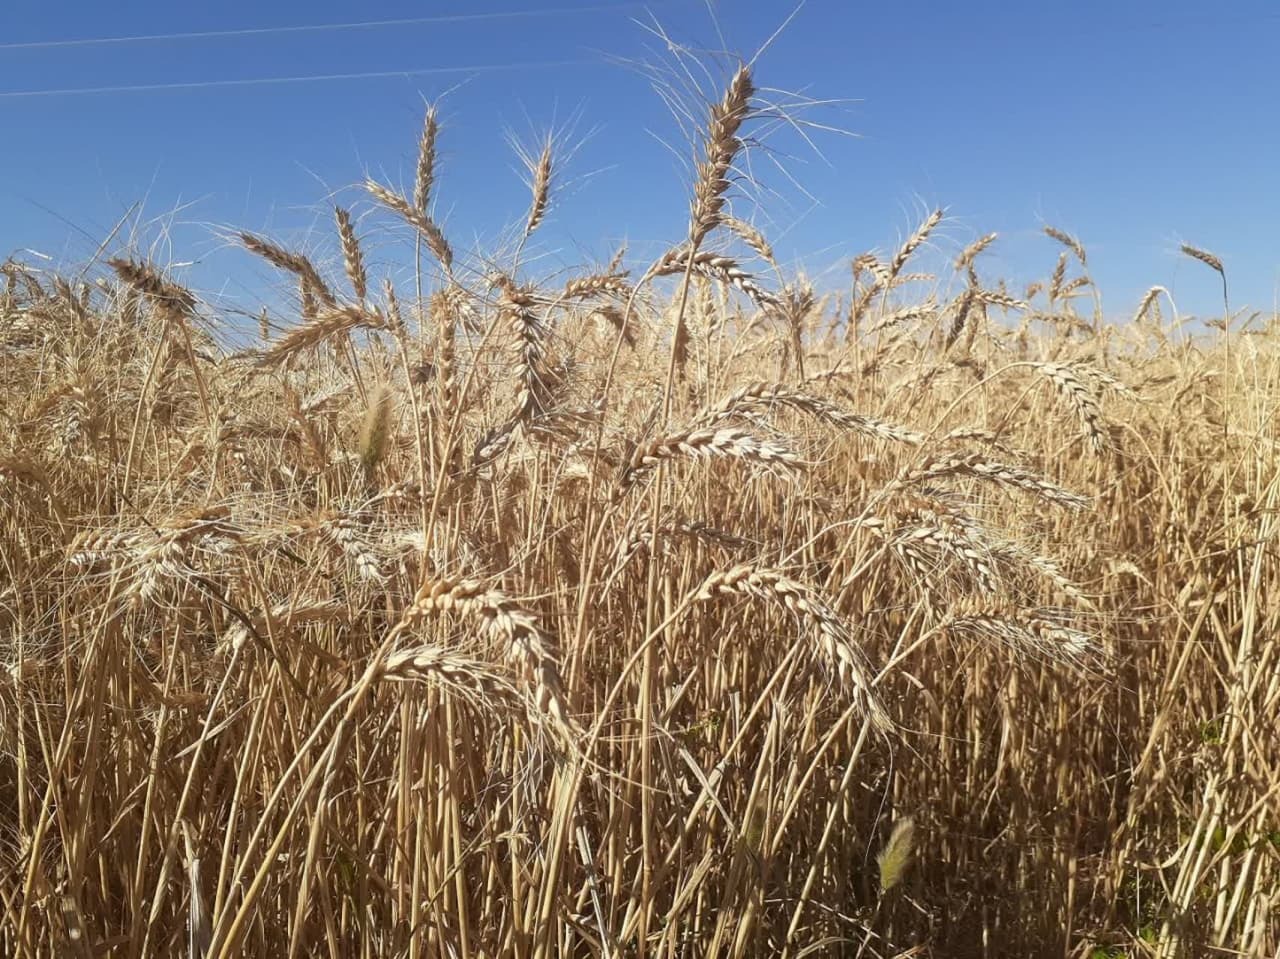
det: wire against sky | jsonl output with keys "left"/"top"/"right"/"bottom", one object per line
{"left": 0, "top": 59, "right": 601, "bottom": 99}
{"left": 0, "top": 3, "right": 667, "bottom": 51}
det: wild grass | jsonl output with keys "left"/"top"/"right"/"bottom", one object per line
{"left": 1, "top": 59, "right": 1278, "bottom": 959}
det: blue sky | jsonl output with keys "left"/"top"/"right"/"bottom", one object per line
{"left": 2, "top": 0, "right": 1277, "bottom": 321}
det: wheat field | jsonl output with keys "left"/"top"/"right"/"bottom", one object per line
{"left": 1, "top": 62, "right": 1277, "bottom": 959}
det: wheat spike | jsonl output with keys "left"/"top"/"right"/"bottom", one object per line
{"left": 239, "top": 233, "right": 335, "bottom": 308}
{"left": 617, "top": 425, "right": 801, "bottom": 493}
{"left": 888, "top": 209, "right": 943, "bottom": 280}
{"left": 521, "top": 132, "right": 554, "bottom": 240}
{"left": 1180, "top": 244, "right": 1224, "bottom": 276}
{"left": 697, "top": 381, "right": 923, "bottom": 444}
{"left": 392, "top": 578, "right": 576, "bottom": 741}
{"left": 106, "top": 258, "right": 197, "bottom": 316}
{"left": 695, "top": 566, "right": 889, "bottom": 730}
{"left": 333, "top": 207, "right": 368, "bottom": 304}
{"left": 413, "top": 104, "right": 439, "bottom": 213}
{"left": 259, "top": 305, "right": 390, "bottom": 366}
{"left": 689, "top": 64, "right": 754, "bottom": 247}
{"left": 358, "top": 385, "right": 393, "bottom": 478}
{"left": 900, "top": 452, "right": 1090, "bottom": 511}
{"left": 721, "top": 215, "right": 777, "bottom": 268}
{"left": 366, "top": 179, "right": 453, "bottom": 272}
{"left": 1043, "top": 225, "right": 1087, "bottom": 266}
{"left": 1035, "top": 363, "right": 1108, "bottom": 453}
{"left": 653, "top": 247, "right": 778, "bottom": 310}
{"left": 956, "top": 233, "right": 997, "bottom": 271}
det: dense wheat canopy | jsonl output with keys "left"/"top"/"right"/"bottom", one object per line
{"left": 1, "top": 60, "right": 1277, "bottom": 959}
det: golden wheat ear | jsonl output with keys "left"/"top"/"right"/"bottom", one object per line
{"left": 238, "top": 232, "right": 336, "bottom": 307}
{"left": 1043, "top": 224, "right": 1087, "bottom": 267}
{"left": 333, "top": 207, "right": 368, "bottom": 304}
{"left": 518, "top": 132, "right": 554, "bottom": 241}
{"left": 414, "top": 103, "right": 439, "bottom": 214}
{"left": 689, "top": 64, "right": 754, "bottom": 248}
{"left": 956, "top": 232, "right": 998, "bottom": 271}
{"left": 1181, "top": 243, "right": 1229, "bottom": 314}
{"left": 366, "top": 179, "right": 453, "bottom": 272}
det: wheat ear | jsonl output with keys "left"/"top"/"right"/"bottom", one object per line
{"left": 695, "top": 566, "right": 889, "bottom": 730}
{"left": 689, "top": 64, "right": 754, "bottom": 247}
{"left": 238, "top": 233, "right": 335, "bottom": 308}
{"left": 333, "top": 207, "right": 368, "bottom": 304}
{"left": 617, "top": 426, "right": 801, "bottom": 493}
{"left": 366, "top": 179, "right": 453, "bottom": 272}
{"left": 392, "top": 578, "right": 576, "bottom": 741}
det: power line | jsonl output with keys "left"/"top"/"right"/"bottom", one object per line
{"left": 0, "top": 59, "right": 599, "bottom": 99}
{"left": 0, "top": 3, "right": 663, "bottom": 51}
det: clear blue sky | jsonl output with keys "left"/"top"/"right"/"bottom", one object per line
{"left": 3, "top": 1, "right": 1277, "bottom": 321}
